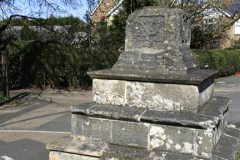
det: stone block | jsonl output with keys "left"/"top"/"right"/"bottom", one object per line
{"left": 212, "top": 133, "right": 239, "bottom": 160}
{"left": 71, "top": 113, "right": 227, "bottom": 158}
{"left": 88, "top": 69, "right": 218, "bottom": 85}
{"left": 92, "top": 79, "right": 126, "bottom": 106}
{"left": 195, "top": 128, "right": 215, "bottom": 158}
{"left": 103, "top": 144, "right": 167, "bottom": 160}
{"left": 164, "top": 153, "right": 209, "bottom": 160}
{"left": 71, "top": 103, "right": 145, "bottom": 122}
{"left": 199, "top": 96, "right": 231, "bottom": 118}
{"left": 141, "top": 110, "right": 218, "bottom": 129}
{"left": 224, "top": 126, "right": 240, "bottom": 140}
{"left": 49, "top": 151, "right": 100, "bottom": 160}
{"left": 46, "top": 137, "right": 107, "bottom": 157}
{"left": 92, "top": 77, "right": 214, "bottom": 114}
{"left": 149, "top": 125, "right": 196, "bottom": 153}
{"left": 47, "top": 130, "right": 240, "bottom": 160}
{"left": 194, "top": 111, "right": 228, "bottom": 159}
{"left": 71, "top": 114, "right": 149, "bottom": 148}
{"left": 111, "top": 120, "right": 149, "bottom": 148}
{"left": 71, "top": 114, "right": 112, "bottom": 142}
{"left": 72, "top": 96, "right": 229, "bottom": 130}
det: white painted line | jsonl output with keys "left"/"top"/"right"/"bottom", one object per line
{"left": 216, "top": 81, "right": 226, "bottom": 83}
{"left": 0, "top": 130, "right": 70, "bottom": 134}
{"left": 228, "top": 85, "right": 236, "bottom": 86}
{"left": 1, "top": 156, "right": 14, "bottom": 160}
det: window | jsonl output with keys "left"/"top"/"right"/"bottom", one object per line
{"left": 204, "top": 18, "right": 217, "bottom": 33}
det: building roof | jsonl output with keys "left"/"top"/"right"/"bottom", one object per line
{"left": 229, "top": 3, "right": 240, "bottom": 16}
{"left": 3, "top": 26, "right": 72, "bottom": 41}
{"left": 90, "top": 0, "right": 121, "bottom": 16}
{"left": 106, "top": 0, "right": 124, "bottom": 17}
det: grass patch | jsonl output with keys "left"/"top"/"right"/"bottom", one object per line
{"left": 236, "top": 151, "right": 240, "bottom": 160}
{"left": 0, "top": 95, "right": 22, "bottom": 106}
{"left": 0, "top": 96, "right": 11, "bottom": 103}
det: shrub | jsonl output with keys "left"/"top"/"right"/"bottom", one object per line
{"left": 5, "top": 41, "right": 120, "bottom": 88}
{"left": 192, "top": 46, "right": 240, "bottom": 78}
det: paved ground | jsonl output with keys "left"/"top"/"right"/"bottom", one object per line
{"left": 214, "top": 76, "right": 240, "bottom": 128}
{"left": 0, "top": 76, "right": 239, "bottom": 160}
{"left": 0, "top": 89, "right": 92, "bottom": 160}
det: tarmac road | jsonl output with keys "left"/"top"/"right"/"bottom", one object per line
{"left": 214, "top": 76, "right": 240, "bottom": 128}
{"left": 0, "top": 89, "right": 92, "bottom": 160}
{"left": 0, "top": 76, "right": 239, "bottom": 160}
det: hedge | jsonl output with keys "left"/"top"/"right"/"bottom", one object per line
{"left": 192, "top": 45, "right": 240, "bottom": 78}
{"left": 5, "top": 41, "right": 120, "bottom": 88}
{"left": 4, "top": 41, "right": 240, "bottom": 88}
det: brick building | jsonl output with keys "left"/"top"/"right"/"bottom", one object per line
{"left": 91, "top": 0, "right": 123, "bottom": 25}
{"left": 202, "top": 3, "right": 240, "bottom": 49}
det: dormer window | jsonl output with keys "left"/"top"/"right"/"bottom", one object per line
{"left": 205, "top": 19, "right": 215, "bottom": 24}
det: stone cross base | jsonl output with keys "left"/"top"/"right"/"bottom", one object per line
{"left": 88, "top": 69, "right": 218, "bottom": 114}
{"left": 48, "top": 126, "right": 240, "bottom": 160}
{"left": 46, "top": 97, "right": 240, "bottom": 160}
{"left": 46, "top": 6, "right": 240, "bottom": 159}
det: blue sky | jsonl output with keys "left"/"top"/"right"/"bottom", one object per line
{"left": 3, "top": 0, "right": 89, "bottom": 21}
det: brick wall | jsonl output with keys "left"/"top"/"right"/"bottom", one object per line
{"left": 92, "top": 0, "right": 116, "bottom": 23}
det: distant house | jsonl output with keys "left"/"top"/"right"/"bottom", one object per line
{"left": 91, "top": 0, "right": 123, "bottom": 25}
{"left": 229, "top": 3, "right": 240, "bottom": 43}
{"left": 200, "top": 3, "right": 240, "bottom": 49}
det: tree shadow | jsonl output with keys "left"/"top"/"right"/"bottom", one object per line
{"left": 0, "top": 92, "right": 29, "bottom": 107}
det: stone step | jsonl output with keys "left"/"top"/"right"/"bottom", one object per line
{"left": 89, "top": 75, "right": 215, "bottom": 114}
{"left": 71, "top": 96, "right": 230, "bottom": 129}
{"left": 47, "top": 126, "right": 240, "bottom": 160}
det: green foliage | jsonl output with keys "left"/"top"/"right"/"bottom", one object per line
{"left": 237, "top": 38, "right": 240, "bottom": 44}
{"left": 10, "top": 16, "right": 85, "bottom": 27}
{"left": 192, "top": 46, "right": 240, "bottom": 78}
{"left": 108, "top": 11, "right": 127, "bottom": 51}
{"left": 20, "top": 24, "right": 39, "bottom": 41}
{"left": 0, "top": 96, "right": 11, "bottom": 102}
{"left": 236, "top": 151, "right": 240, "bottom": 160}
{"left": 191, "top": 26, "right": 205, "bottom": 49}
{"left": 3, "top": 38, "right": 120, "bottom": 88}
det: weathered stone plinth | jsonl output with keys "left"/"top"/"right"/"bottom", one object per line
{"left": 89, "top": 69, "right": 217, "bottom": 114}
{"left": 112, "top": 7, "right": 200, "bottom": 75}
{"left": 69, "top": 96, "right": 230, "bottom": 158}
{"left": 47, "top": 7, "right": 240, "bottom": 160}
{"left": 47, "top": 125, "right": 240, "bottom": 160}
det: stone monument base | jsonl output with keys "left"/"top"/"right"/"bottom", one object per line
{"left": 47, "top": 126, "right": 240, "bottom": 160}
{"left": 46, "top": 96, "right": 240, "bottom": 160}
{"left": 47, "top": 6, "right": 240, "bottom": 160}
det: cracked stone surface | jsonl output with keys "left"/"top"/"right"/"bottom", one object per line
{"left": 111, "top": 7, "right": 199, "bottom": 75}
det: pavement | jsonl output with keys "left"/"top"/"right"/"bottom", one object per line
{"left": 214, "top": 76, "right": 240, "bottom": 128}
{"left": 0, "top": 89, "right": 92, "bottom": 160}
{"left": 0, "top": 76, "right": 239, "bottom": 160}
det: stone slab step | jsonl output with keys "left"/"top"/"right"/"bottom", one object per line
{"left": 87, "top": 69, "right": 218, "bottom": 85}
{"left": 212, "top": 126, "right": 240, "bottom": 160}
{"left": 47, "top": 126, "right": 240, "bottom": 160}
{"left": 71, "top": 96, "right": 230, "bottom": 129}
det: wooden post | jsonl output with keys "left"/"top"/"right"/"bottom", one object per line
{"left": 2, "top": 51, "right": 9, "bottom": 98}
{"left": 5, "top": 51, "right": 9, "bottom": 98}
